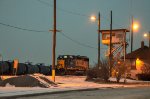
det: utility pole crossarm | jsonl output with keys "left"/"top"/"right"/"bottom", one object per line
{"left": 49, "top": 30, "right": 61, "bottom": 32}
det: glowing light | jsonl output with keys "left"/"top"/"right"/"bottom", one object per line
{"left": 90, "top": 16, "right": 96, "bottom": 21}
{"left": 117, "top": 61, "right": 121, "bottom": 64}
{"left": 136, "top": 58, "right": 144, "bottom": 71}
{"left": 133, "top": 23, "right": 139, "bottom": 31}
{"left": 136, "top": 58, "right": 140, "bottom": 64}
{"left": 144, "top": 33, "right": 148, "bottom": 37}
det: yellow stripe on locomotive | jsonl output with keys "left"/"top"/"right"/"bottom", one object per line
{"left": 57, "top": 60, "right": 65, "bottom": 69}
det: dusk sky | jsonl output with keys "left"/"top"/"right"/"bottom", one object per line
{"left": 0, "top": 0, "right": 150, "bottom": 65}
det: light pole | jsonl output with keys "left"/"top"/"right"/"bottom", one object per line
{"left": 0, "top": 54, "right": 3, "bottom": 76}
{"left": 109, "top": 10, "right": 112, "bottom": 76}
{"left": 144, "top": 32, "right": 150, "bottom": 48}
{"left": 131, "top": 16, "right": 133, "bottom": 53}
{"left": 91, "top": 12, "right": 101, "bottom": 68}
{"left": 98, "top": 12, "right": 100, "bottom": 69}
{"left": 148, "top": 31, "right": 150, "bottom": 48}
{"left": 131, "top": 17, "right": 139, "bottom": 52}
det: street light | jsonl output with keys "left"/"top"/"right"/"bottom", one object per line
{"left": 90, "top": 16, "right": 96, "bottom": 21}
{"left": 144, "top": 33, "right": 148, "bottom": 37}
{"left": 90, "top": 12, "right": 101, "bottom": 69}
{"left": 143, "top": 32, "right": 150, "bottom": 48}
{"left": 131, "top": 19, "right": 140, "bottom": 52}
{"left": 133, "top": 23, "right": 139, "bottom": 32}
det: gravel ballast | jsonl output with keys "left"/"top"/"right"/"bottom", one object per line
{"left": 0, "top": 74, "right": 57, "bottom": 88}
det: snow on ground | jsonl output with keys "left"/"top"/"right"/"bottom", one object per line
{"left": 0, "top": 76, "right": 150, "bottom": 97}
{"left": 1, "top": 75, "right": 150, "bottom": 89}
{"left": 55, "top": 76, "right": 150, "bottom": 88}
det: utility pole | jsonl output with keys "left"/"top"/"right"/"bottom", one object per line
{"left": 131, "top": 16, "right": 133, "bottom": 52}
{"left": 98, "top": 12, "right": 100, "bottom": 69}
{"left": 124, "top": 30, "right": 127, "bottom": 83}
{"left": 52, "top": 0, "right": 57, "bottom": 82}
{"left": 149, "top": 31, "right": 150, "bottom": 48}
{"left": 109, "top": 10, "right": 112, "bottom": 76}
{"left": 0, "top": 54, "right": 2, "bottom": 76}
{"left": 123, "top": 31, "right": 126, "bottom": 62}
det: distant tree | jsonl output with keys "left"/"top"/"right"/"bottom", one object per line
{"left": 86, "top": 66, "right": 99, "bottom": 81}
{"left": 99, "top": 59, "right": 110, "bottom": 82}
{"left": 114, "top": 61, "right": 127, "bottom": 83}
{"left": 136, "top": 64, "right": 150, "bottom": 81}
{"left": 86, "top": 59, "right": 110, "bottom": 82}
{"left": 141, "top": 64, "right": 150, "bottom": 74}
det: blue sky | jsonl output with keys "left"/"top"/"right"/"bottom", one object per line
{"left": 0, "top": 0, "right": 150, "bottom": 65}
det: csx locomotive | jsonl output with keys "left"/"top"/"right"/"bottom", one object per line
{"left": 56, "top": 55, "right": 89, "bottom": 75}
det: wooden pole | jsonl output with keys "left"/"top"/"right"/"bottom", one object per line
{"left": 98, "top": 12, "right": 100, "bottom": 69}
{"left": 149, "top": 31, "right": 150, "bottom": 48}
{"left": 109, "top": 10, "right": 112, "bottom": 76}
{"left": 52, "top": 0, "right": 56, "bottom": 82}
{"left": 131, "top": 16, "right": 133, "bottom": 52}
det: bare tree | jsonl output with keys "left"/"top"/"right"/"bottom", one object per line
{"left": 86, "top": 59, "right": 110, "bottom": 82}
{"left": 141, "top": 64, "right": 150, "bottom": 74}
{"left": 114, "top": 61, "right": 126, "bottom": 83}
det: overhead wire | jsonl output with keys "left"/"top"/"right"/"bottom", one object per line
{"left": 0, "top": 22, "right": 107, "bottom": 50}
{"left": 37, "top": 0, "right": 89, "bottom": 17}
{"left": 36, "top": 0, "right": 125, "bottom": 29}
{"left": 60, "top": 32, "right": 97, "bottom": 49}
{"left": 0, "top": 22, "right": 48, "bottom": 33}
{"left": 0, "top": 0, "right": 111, "bottom": 50}
{"left": 60, "top": 32, "right": 107, "bottom": 50}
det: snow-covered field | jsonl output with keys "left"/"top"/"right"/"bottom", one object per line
{"left": 55, "top": 76, "right": 150, "bottom": 88}
{"left": 0, "top": 76, "right": 150, "bottom": 98}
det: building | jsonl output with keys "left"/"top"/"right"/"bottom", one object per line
{"left": 125, "top": 41, "right": 150, "bottom": 79}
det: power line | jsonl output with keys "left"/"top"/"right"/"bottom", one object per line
{"left": 37, "top": 0, "right": 89, "bottom": 17}
{"left": 36, "top": 0, "right": 109, "bottom": 50}
{"left": 60, "top": 32, "right": 97, "bottom": 49}
{"left": 37, "top": 0, "right": 126, "bottom": 30}
{"left": 60, "top": 32, "right": 107, "bottom": 50}
{"left": 0, "top": 22, "right": 48, "bottom": 33}
{"left": 0, "top": 22, "right": 108, "bottom": 50}
{"left": 37, "top": 0, "right": 52, "bottom": 6}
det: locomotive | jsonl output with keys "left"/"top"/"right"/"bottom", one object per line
{"left": 56, "top": 55, "right": 89, "bottom": 75}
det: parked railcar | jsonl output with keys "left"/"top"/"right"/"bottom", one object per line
{"left": 17, "top": 63, "right": 27, "bottom": 75}
{"left": 5, "top": 61, "right": 14, "bottom": 75}
{"left": 36, "top": 63, "right": 52, "bottom": 75}
{"left": 56, "top": 55, "right": 89, "bottom": 75}
{"left": 5, "top": 61, "right": 27, "bottom": 75}
{"left": 0, "top": 61, "right": 10, "bottom": 75}
{"left": 25, "top": 62, "right": 40, "bottom": 74}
